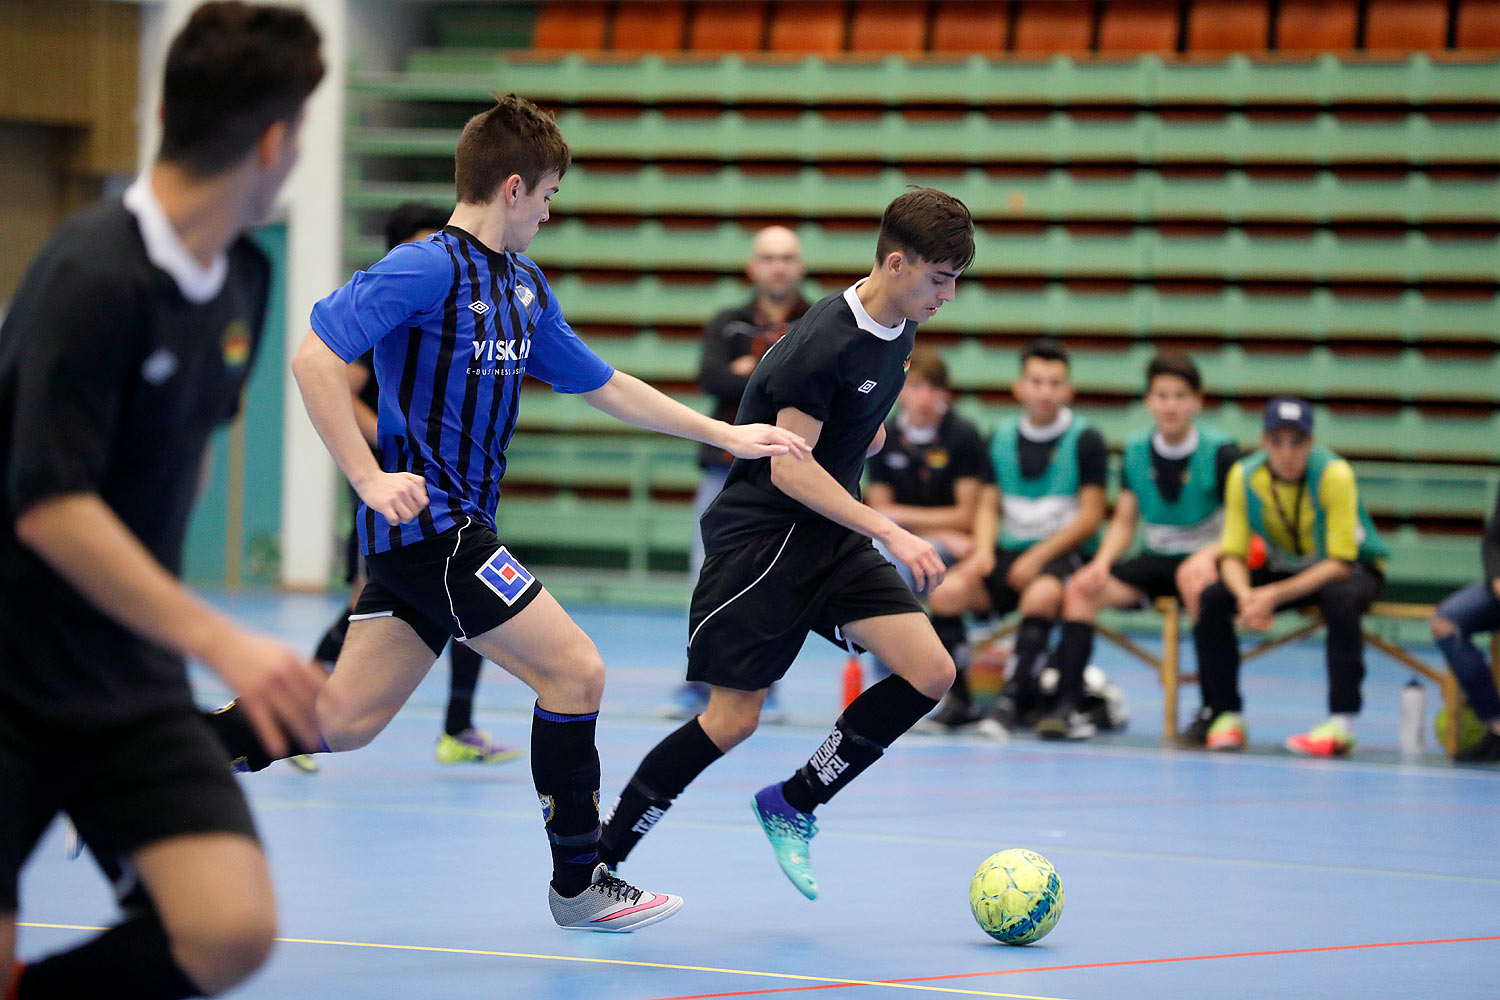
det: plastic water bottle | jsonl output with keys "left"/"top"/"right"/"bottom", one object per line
{"left": 1399, "top": 678, "right": 1426, "bottom": 757}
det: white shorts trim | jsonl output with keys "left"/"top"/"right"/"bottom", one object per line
{"left": 687, "top": 525, "right": 796, "bottom": 651}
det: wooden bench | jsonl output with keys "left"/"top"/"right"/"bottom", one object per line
{"left": 1104, "top": 598, "right": 1500, "bottom": 755}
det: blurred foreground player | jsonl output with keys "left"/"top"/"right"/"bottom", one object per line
{"left": 0, "top": 5, "right": 325, "bottom": 996}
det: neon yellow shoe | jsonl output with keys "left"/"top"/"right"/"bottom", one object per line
{"left": 1205, "top": 711, "right": 1246, "bottom": 751}
{"left": 1286, "top": 719, "right": 1355, "bottom": 757}
{"left": 435, "top": 728, "right": 524, "bottom": 764}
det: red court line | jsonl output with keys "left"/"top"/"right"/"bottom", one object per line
{"left": 643, "top": 934, "right": 1500, "bottom": 1000}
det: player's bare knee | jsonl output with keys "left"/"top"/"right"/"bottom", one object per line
{"left": 315, "top": 702, "right": 375, "bottom": 752}
{"left": 170, "top": 903, "right": 276, "bottom": 993}
{"left": 912, "top": 648, "right": 956, "bottom": 699}
{"left": 1061, "top": 587, "right": 1093, "bottom": 622}
{"left": 1431, "top": 614, "right": 1456, "bottom": 640}
{"left": 550, "top": 647, "right": 606, "bottom": 709}
{"left": 700, "top": 704, "right": 759, "bottom": 749}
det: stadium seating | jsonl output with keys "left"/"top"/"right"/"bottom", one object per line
{"left": 343, "top": 4, "right": 1500, "bottom": 593}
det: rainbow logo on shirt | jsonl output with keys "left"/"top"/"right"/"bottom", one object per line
{"left": 903, "top": 353, "right": 912, "bottom": 373}
{"left": 221, "top": 319, "right": 251, "bottom": 369}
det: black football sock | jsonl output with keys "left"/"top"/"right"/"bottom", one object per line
{"left": 16, "top": 911, "right": 200, "bottom": 999}
{"left": 782, "top": 676, "right": 938, "bottom": 813}
{"left": 599, "top": 718, "right": 724, "bottom": 868}
{"left": 1009, "top": 616, "right": 1054, "bottom": 696}
{"left": 201, "top": 701, "right": 281, "bottom": 771}
{"left": 530, "top": 703, "right": 604, "bottom": 896}
{"left": 312, "top": 609, "right": 349, "bottom": 665}
{"left": 444, "top": 643, "right": 483, "bottom": 736}
{"left": 1054, "top": 620, "right": 1095, "bottom": 704}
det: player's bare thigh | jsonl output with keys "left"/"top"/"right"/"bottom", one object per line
{"left": 319, "top": 615, "right": 438, "bottom": 751}
{"left": 840, "top": 612, "right": 955, "bottom": 699}
{"left": 132, "top": 832, "right": 276, "bottom": 995}
{"left": 463, "top": 587, "right": 605, "bottom": 715}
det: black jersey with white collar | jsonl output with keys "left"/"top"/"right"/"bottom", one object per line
{"left": 701, "top": 285, "right": 915, "bottom": 554}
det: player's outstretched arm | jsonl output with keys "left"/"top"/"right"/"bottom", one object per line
{"left": 770, "top": 407, "right": 946, "bottom": 591}
{"left": 14, "top": 494, "right": 326, "bottom": 758}
{"left": 582, "top": 370, "right": 810, "bottom": 460}
{"left": 292, "top": 331, "right": 428, "bottom": 523}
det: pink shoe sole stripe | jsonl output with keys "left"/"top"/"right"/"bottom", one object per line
{"left": 594, "top": 894, "right": 672, "bottom": 922}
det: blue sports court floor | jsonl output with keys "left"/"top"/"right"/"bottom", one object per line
{"left": 17, "top": 592, "right": 1499, "bottom": 999}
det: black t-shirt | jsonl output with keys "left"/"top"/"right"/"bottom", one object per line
{"left": 701, "top": 286, "right": 915, "bottom": 553}
{"left": 1129, "top": 440, "right": 1240, "bottom": 504}
{"left": 868, "top": 410, "right": 985, "bottom": 508}
{"left": 0, "top": 198, "right": 268, "bottom": 726}
{"left": 997, "top": 424, "right": 1110, "bottom": 488}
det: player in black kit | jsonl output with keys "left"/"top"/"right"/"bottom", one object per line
{"left": 598, "top": 189, "right": 974, "bottom": 899}
{"left": 0, "top": 5, "right": 325, "bottom": 998}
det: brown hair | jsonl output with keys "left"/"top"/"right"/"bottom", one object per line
{"left": 455, "top": 93, "right": 572, "bottom": 204}
{"left": 1146, "top": 350, "right": 1203, "bottom": 393}
{"left": 875, "top": 187, "right": 976, "bottom": 271}
{"left": 159, "top": 2, "right": 323, "bottom": 175}
{"left": 905, "top": 347, "right": 950, "bottom": 390}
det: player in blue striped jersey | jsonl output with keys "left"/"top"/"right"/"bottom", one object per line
{"left": 205, "top": 94, "right": 808, "bottom": 931}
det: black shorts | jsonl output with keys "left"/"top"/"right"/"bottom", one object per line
{"left": 687, "top": 519, "right": 924, "bottom": 691}
{"left": 982, "top": 546, "right": 1087, "bottom": 615}
{"left": 354, "top": 518, "right": 543, "bottom": 656}
{"left": 1110, "top": 552, "right": 1187, "bottom": 604}
{"left": 0, "top": 707, "right": 257, "bottom": 911}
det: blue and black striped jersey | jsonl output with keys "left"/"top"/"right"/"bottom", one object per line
{"left": 311, "top": 225, "right": 614, "bottom": 554}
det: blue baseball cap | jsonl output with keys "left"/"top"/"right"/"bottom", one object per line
{"left": 1263, "top": 397, "right": 1313, "bottom": 435}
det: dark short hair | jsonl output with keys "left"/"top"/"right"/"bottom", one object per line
{"left": 1020, "top": 336, "right": 1070, "bottom": 372}
{"left": 1145, "top": 351, "right": 1203, "bottom": 393}
{"left": 455, "top": 93, "right": 572, "bottom": 204}
{"left": 875, "top": 187, "right": 976, "bottom": 271}
{"left": 385, "top": 203, "right": 450, "bottom": 250}
{"left": 906, "top": 347, "right": 949, "bottom": 390}
{"left": 159, "top": 2, "right": 324, "bottom": 175}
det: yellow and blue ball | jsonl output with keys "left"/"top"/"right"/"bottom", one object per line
{"left": 969, "top": 849, "right": 1064, "bottom": 945}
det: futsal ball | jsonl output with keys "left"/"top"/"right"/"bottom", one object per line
{"left": 969, "top": 849, "right": 1064, "bottom": 945}
{"left": 1435, "top": 703, "right": 1486, "bottom": 754}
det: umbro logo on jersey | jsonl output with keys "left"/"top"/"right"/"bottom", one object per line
{"left": 857, "top": 380, "right": 878, "bottom": 394}
{"left": 141, "top": 348, "right": 179, "bottom": 385}
{"left": 468, "top": 300, "right": 490, "bottom": 316}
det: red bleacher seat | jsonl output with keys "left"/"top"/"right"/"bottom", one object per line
{"left": 931, "top": 0, "right": 1011, "bottom": 54}
{"left": 689, "top": 2, "right": 770, "bottom": 52}
{"left": 1186, "top": 0, "right": 1271, "bottom": 54}
{"left": 1275, "top": 0, "right": 1359, "bottom": 52}
{"left": 612, "top": 2, "right": 688, "bottom": 53}
{"left": 1365, "top": 0, "right": 1450, "bottom": 52}
{"left": 849, "top": 1, "right": 927, "bottom": 53}
{"left": 1098, "top": 0, "right": 1182, "bottom": 54}
{"left": 532, "top": 0, "right": 610, "bottom": 50}
{"left": 1456, "top": 0, "right": 1500, "bottom": 48}
{"left": 768, "top": 1, "right": 848, "bottom": 53}
{"left": 1013, "top": 0, "right": 1095, "bottom": 54}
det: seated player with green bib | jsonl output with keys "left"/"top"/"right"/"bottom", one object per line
{"left": 928, "top": 337, "right": 1106, "bottom": 739}
{"left": 1183, "top": 397, "right": 1388, "bottom": 757}
{"left": 1059, "top": 352, "right": 1239, "bottom": 734}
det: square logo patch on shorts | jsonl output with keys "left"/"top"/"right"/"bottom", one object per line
{"left": 475, "top": 546, "right": 535, "bottom": 605}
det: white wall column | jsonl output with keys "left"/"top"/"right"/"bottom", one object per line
{"left": 137, "top": 0, "right": 348, "bottom": 590}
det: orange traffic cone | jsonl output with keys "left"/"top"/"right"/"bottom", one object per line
{"left": 841, "top": 656, "right": 863, "bottom": 708}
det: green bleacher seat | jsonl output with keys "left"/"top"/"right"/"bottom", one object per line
{"left": 350, "top": 52, "right": 1500, "bottom": 109}
{"left": 347, "top": 109, "right": 1498, "bottom": 168}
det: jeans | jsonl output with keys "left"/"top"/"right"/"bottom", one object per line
{"left": 1433, "top": 580, "right": 1500, "bottom": 722}
{"left": 1193, "top": 562, "right": 1382, "bottom": 716}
